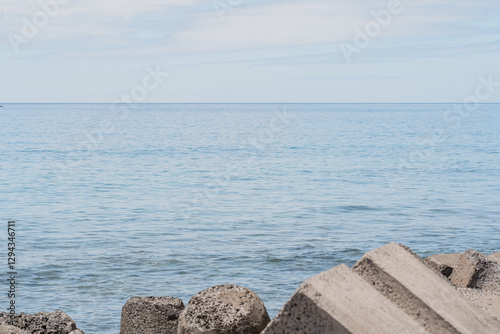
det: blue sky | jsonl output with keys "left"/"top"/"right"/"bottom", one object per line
{"left": 1, "top": 0, "right": 499, "bottom": 103}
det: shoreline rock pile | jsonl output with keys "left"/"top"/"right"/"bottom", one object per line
{"left": 263, "top": 243, "right": 500, "bottom": 333}
{"left": 1, "top": 243, "right": 499, "bottom": 333}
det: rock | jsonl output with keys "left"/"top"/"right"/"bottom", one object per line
{"left": 0, "top": 324, "right": 28, "bottom": 334}
{"left": 450, "top": 249, "right": 500, "bottom": 292}
{"left": 178, "top": 285, "right": 270, "bottom": 334}
{"left": 0, "top": 311, "right": 80, "bottom": 334}
{"left": 262, "top": 264, "right": 427, "bottom": 334}
{"left": 120, "top": 296, "right": 184, "bottom": 334}
{"left": 424, "top": 253, "right": 461, "bottom": 278}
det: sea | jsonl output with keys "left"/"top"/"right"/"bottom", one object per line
{"left": 1, "top": 103, "right": 499, "bottom": 333}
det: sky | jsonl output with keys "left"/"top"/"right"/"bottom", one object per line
{"left": 1, "top": 0, "right": 499, "bottom": 103}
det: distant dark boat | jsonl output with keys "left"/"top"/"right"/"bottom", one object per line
{"left": 0, "top": 105, "right": 3, "bottom": 107}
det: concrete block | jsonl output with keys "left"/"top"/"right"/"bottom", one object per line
{"left": 353, "top": 243, "right": 500, "bottom": 334}
{"left": 120, "top": 296, "right": 184, "bottom": 334}
{"left": 262, "top": 264, "right": 428, "bottom": 334}
{"left": 424, "top": 253, "right": 461, "bottom": 278}
{"left": 490, "top": 252, "right": 500, "bottom": 261}
{"left": 459, "top": 288, "right": 500, "bottom": 322}
{"left": 450, "top": 250, "right": 500, "bottom": 292}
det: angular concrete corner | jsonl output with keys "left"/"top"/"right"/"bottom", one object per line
{"left": 450, "top": 250, "right": 500, "bottom": 292}
{"left": 262, "top": 264, "right": 428, "bottom": 334}
{"left": 424, "top": 253, "right": 461, "bottom": 278}
{"left": 353, "top": 242, "right": 500, "bottom": 334}
{"left": 490, "top": 252, "right": 500, "bottom": 261}
{"left": 450, "top": 250, "right": 487, "bottom": 288}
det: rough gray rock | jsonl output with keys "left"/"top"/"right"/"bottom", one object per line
{"left": 120, "top": 296, "right": 184, "bottom": 334}
{"left": 0, "top": 311, "right": 81, "bottom": 334}
{"left": 0, "top": 324, "right": 28, "bottom": 334}
{"left": 177, "top": 285, "right": 270, "bottom": 334}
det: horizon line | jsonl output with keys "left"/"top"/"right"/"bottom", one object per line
{"left": 2, "top": 102, "right": 500, "bottom": 105}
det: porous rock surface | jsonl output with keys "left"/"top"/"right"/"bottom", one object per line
{"left": 120, "top": 296, "right": 184, "bottom": 334}
{"left": 177, "top": 284, "right": 270, "bottom": 334}
{"left": 0, "top": 311, "right": 81, "bottom": 334}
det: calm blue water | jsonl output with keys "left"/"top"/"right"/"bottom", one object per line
{"left": 1, "top": 103, "right": 499, "bottom": 333}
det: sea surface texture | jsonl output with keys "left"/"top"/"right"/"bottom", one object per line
{"left": 1, "top": 103, "right": 499, "bottom": 333}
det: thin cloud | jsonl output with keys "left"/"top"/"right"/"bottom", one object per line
{"left": 2, "top": 0, "right": 498, "bottom": 58}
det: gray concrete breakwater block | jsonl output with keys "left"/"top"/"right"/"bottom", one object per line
{"left": 424, "top": 253, "right": 462, "bottom": 278}
{"left": 353, "top": 242, "right": 500, "bottom": 334}
{"left": 426, "top": 250, "right": 500, "bottom": 293}
{"left": 449, "top": 249, "right": 500, "bottom": 292}
{"left": 262, "top": 264, "right": 428, "bottom": 334}
{"left": 458, "top": 288, "right": 500, "bottom": 323}
{"left": 425, "top": 248, "right": 500, "bottom": 322}
{"left": 120, "top": 296, "right": 185, "bottom": 334}
{"left": 263, "top": 243, "right": 500, "bottom": 333}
